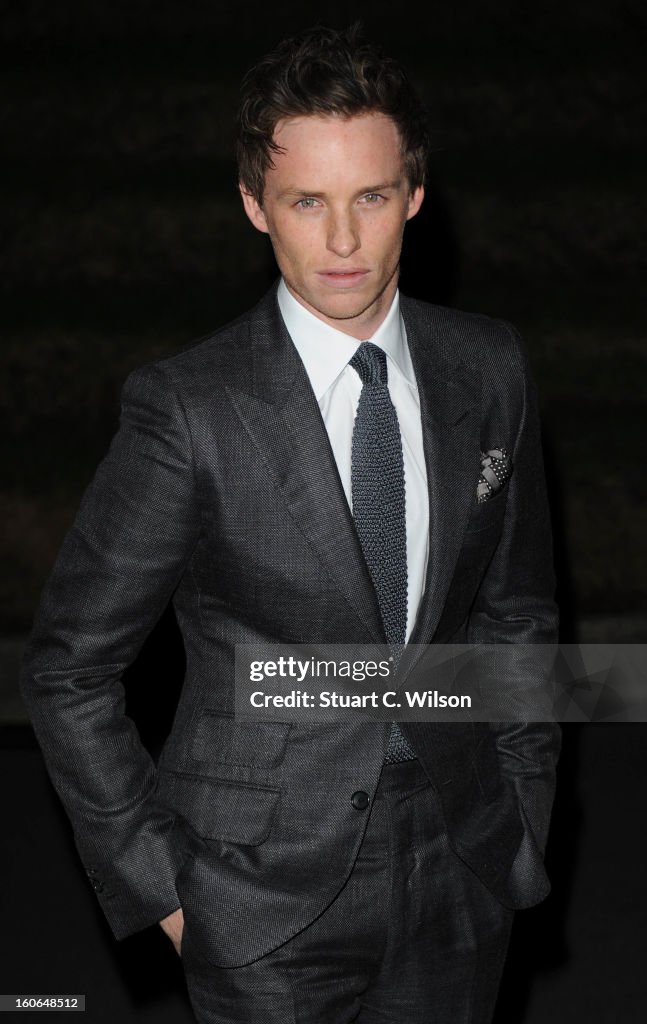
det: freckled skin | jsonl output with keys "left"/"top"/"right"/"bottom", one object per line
{"left": 240, "top": 113, "right": 424, "bottom": 340}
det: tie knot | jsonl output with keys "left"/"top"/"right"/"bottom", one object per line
{"left": 350, "top": 342, "right": 388, "bottom": 386}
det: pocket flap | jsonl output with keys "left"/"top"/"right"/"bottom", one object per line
{"left": 169, "top": 773, "right": 280, "bottom": 845}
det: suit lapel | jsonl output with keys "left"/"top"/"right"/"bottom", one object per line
{"left": 402, "top": 298, "right": 481, "bottom": 644}
{"left": 222, "top": 286, "right": 385, "bottom": 643}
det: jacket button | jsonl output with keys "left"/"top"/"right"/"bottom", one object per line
{"left": 351, "top": 791, "right": 370, "bottom": 810}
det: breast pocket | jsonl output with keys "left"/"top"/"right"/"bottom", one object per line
{"left": 464, "top": 489, "right": 508, "bottom": 535}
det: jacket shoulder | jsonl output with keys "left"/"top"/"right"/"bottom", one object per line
{"left": 125, "top": 288, "right": 277, "bottom": 397}
{"left": 400, "top": 294, "right": 528, "bottom": 371}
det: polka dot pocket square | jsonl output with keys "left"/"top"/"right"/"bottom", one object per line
{"left": 477, "top": 448, "right": 512, "bottom": 503}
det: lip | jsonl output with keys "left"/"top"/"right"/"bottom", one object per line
{"left": 317, "top": 269, "right": 371, "bottom": 288}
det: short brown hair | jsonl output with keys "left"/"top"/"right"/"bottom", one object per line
{"left": 237, "top": 24, "right": 430, "bottom": 203}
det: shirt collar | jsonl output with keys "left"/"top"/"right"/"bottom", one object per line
{"left": 277, "top": 278, "right": 415, "bottom": 401}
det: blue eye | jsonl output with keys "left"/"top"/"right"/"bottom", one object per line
{"left": 297, "top": 197, "right": 318, "bottom": 209}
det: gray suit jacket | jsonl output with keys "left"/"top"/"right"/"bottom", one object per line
{"left": 20, "top": 284, "right": 560, "bottom": 967}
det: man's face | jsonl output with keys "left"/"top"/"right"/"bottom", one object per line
{"left": 240, "top": 113, "right": 424, "bottom": 339}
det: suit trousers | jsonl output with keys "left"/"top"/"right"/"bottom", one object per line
{"left": 180, "top": 761, "right": 514, "bottom": 1024}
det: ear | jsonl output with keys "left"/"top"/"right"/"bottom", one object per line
{"left": 239, "top": 184, "right": 270, "bottom": 234}
{"left": 406, "top": 185, "right": 425, "bottom": 221}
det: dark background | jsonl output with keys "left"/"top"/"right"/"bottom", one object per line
{"left": 1, "top": 1, "right": 646, "bottom": 1021}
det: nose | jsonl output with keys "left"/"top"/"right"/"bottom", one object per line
{"left": 326, "top": 210, "right": 360, "bottom": 258}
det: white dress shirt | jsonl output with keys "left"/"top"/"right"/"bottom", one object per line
{"left": 277, "top": 279, "right": 429, "bottom": 641}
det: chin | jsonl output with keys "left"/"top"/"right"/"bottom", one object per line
{"left": 313, "top": 292, "right": 379, "bottom": 322}
{"left": 324, "top": 306, "right": 372, "bottom": 323}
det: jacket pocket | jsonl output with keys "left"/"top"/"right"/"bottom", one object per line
{"left": 167, "top": 771, "right": 281, "bottom": 845}
{"left": 192, "top": 712, "right": 291, "bottom": 769}
{"left": 464, "top": 488, "right": 508, "bottom": 534}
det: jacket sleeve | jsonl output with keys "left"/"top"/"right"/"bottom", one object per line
{"left": 466, "top": 323, "right": 560, "bottom": 870}
{"left": 19, "top": 363, "right": 201, "bottom": 939}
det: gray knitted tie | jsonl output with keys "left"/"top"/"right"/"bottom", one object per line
{"left": 350, "top": 342, "right": 417, "bottom": 763}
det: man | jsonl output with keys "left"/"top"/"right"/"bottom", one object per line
{"left": 20, "top": 25, "right": 559, "bottom": 1024}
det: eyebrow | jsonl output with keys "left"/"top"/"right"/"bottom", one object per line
{"left": 278, "top": 180, "right": 403, "bottom": 200}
